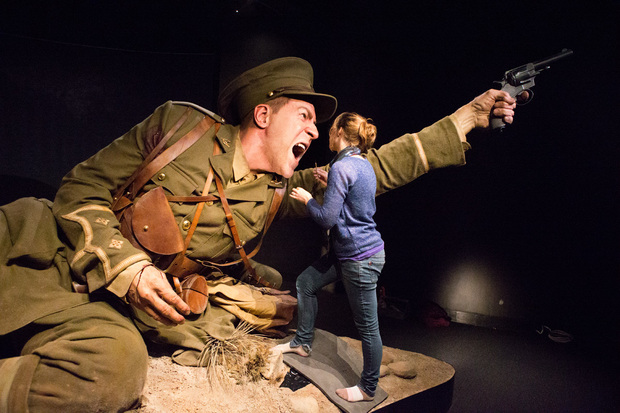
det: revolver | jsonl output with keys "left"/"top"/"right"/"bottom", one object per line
{"left": 491, "top": 48, "right": 573, "bottom": 130}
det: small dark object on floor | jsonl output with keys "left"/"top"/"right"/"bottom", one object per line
{"left": 417, "top": 300, "right": 451, "bottom": 328}
{"left": 279, "top": 368, "right": 310, "bottom": 391}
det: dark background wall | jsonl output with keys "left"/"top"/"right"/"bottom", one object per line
{"left": 1, "top": 0, "right": 618, "bottom": 343}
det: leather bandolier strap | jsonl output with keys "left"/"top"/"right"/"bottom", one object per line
{"left": 216, "top": 174, "right": 268, "bottom": 287}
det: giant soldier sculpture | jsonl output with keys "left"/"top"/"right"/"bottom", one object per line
{"left": 0, "top": 57, "right": 520, "bottom": 412}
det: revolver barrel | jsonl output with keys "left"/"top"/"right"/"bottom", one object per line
{"left": 507, "top": 48, "right": 573, "bottom": 86}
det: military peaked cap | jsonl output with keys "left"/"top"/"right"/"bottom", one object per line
{"left": 217, "top": 57, "right": 338, "bottom": 125}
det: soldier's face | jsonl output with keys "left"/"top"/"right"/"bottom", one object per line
{"left": 264, "top": 99, "right": 319, "bottom": 178}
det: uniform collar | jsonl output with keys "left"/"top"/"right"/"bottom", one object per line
{"left": 231, "top": 131, "right": 253, "bottom": 182}
{"left": 212, "top": 124, "right": 265, "bottom": 185}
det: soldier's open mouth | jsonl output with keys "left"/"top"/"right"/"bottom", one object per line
{"left": 292, "top": 143, "right": 307, "bottom": 159}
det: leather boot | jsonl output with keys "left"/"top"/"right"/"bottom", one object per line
{"left": 240, "top": 259, "right": 283, "bottom": 289}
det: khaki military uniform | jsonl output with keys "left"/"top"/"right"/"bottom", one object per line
{"left": 0, "top": 100, "right": 467, "bottom": 412}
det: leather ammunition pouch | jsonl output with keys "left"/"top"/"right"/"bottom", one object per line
{"left": 114, "top": 186, "right": 185, "bottom": 270}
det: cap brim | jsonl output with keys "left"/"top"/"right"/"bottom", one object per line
{"left": 281, "top": 92, "right": 338, "bottom": 124}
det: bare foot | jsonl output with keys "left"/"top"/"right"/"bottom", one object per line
{"left": 336, "top": 386, "right": 373, "bottom": 402}
{"left": 271, "top": 342, "right": 310, "bottom": 357}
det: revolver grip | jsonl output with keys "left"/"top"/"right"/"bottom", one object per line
{"left": 491, "top": 82, "right": 515, "bottom": 130}
{"left": 491, "top": 82, "right": 533, "bottom": 130}
{"left": 491, "top": 117, "right": 506, "bottom": 130}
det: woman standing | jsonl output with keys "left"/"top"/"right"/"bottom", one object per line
{"left": 275, "top": 112, "right": 385, "bottom": 403}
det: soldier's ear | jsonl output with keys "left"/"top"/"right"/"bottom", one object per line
{"left": 253, "top": 104, "right": 271, "bottom": 129}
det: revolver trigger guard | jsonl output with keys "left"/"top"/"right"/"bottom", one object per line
{"left": 516, "top": 89, "right": 534, "bottom": 105}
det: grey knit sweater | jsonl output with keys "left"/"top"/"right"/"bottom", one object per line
{"left": 306, "top": 155, "right": 384, "bottom": 260}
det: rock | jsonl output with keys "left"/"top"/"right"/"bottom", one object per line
{"left": 290, "top": 395, "right": 320, "bottom": 413}
{"left": 381, "top": 349, "right": 396, "bottom": 365}
{"left": 261, "top": 348, "right": 287, "bottom": 381}
{"left": 387, "top": 360, "right": 417, "bottom": 379}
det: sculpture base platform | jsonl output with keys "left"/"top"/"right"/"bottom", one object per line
{"left": 137, "top": 330, "right": 454, "bottom": 413}
{"left": 281, "top": 329, "right": 454, "bottom": 413}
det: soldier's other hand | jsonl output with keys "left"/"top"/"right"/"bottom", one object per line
{"left": 126, "top": 264, "right": 191, "bottom": 326}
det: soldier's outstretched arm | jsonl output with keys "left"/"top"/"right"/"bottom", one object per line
{"left": 366, "top": 89, "right": 517, "bottom": 195}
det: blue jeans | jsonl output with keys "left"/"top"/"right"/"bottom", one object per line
{"left": 291, "top": 249, "right": 385, "bottom": 396}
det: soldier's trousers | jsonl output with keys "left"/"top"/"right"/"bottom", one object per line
{"left": 0, "top": 300, "right": 148, "bottom": 413}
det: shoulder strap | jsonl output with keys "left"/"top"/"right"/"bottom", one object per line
{"left": 213, "top": 174, "right": 257, "bottom": 282}
{"left": 178, "top": 138, "right": 221, "bottom": 256}
{"left": 171, "top": 101, "right": 225, "bottom": 123}
{"left": 127, "top": 116, "right": 216, "bottom": 199}
{"left": 112, "top": 107, "right": 190, "bottom": 208}
{"left": 112, "top": 111, "right": 217, "bottom": 208}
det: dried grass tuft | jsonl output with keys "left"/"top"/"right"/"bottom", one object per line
{"left": 197, "top": 322, "right": 271, "bottom": 388}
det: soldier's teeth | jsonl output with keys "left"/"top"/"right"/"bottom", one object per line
{"left": 293, "top": 143, "right": 307, "bottom": 158}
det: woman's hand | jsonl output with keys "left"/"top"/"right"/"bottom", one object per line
{"left": 290, "top": 187, "right": 313, "bottom": 205}
{"left": 313, "top": 167, "right": 328, "bottom": 188}
{"left": 125, "top": 264, "right": 191, "bottom": 326}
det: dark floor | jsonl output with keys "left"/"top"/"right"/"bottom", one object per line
{"left": 303, "top": 283, "right": 620, "bottom": 413}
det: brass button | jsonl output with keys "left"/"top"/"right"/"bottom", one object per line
{"left": 142, "top": 225, "right": 149, "bottom": 231}
{"left": 206, "top": 201, "right": 213, "bottom": 206}
{"left": 157, "top": 173, "right": 166, "bottom": 181}
{"left": 181, "top": 220, "right": 191, "bottom": 230}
